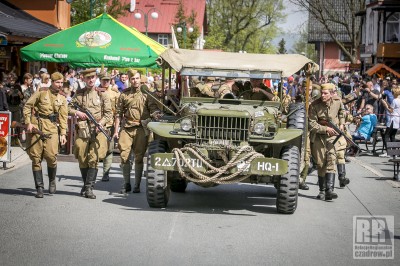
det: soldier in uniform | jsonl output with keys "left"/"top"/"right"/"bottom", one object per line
{"left": 98, "top": 72, "right": 120, "bottom": 182}
{"left": 114, "top": 71, "right": 160, "bottom": 194}
{"left": 309, "top": 83, "right": 345, "bottom": 201}
{"left": 69, "top": 69, "right": 112, "bottom": 199}
{"left": 23, "top": 72, "right": 68, "bottom": 198}
{"left": 199, "top": 77, "right": 216, "bottom": 97}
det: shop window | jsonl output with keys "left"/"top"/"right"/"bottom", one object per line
{"left": 386, "top": 13, "right": 399, "bottom": 43}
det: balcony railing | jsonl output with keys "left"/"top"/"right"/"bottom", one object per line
{"left": 377, "top": 43, "right": 400, "bottom": 58}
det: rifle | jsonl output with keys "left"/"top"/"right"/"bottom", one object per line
{"left": 11, "top": 121, "right": 50, "bottom": 140}
{"left": 319, "top": 119, "right": 361, "bottom": 153}
{"left": 73, "top": 103, "right": 112, "bottom": 142}
{"left": 11, "top": 121, "right": 51, "bottom": 151}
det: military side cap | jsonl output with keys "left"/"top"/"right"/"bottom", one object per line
{"left": 51, "top": 72, "right": 63, "bottom": 81}
{"left": 100, "top": 72, "right": 111, "bottom": 80}
{"left": 81, "top": 68, "right": 97, "bottom": 77}
{"left": 206, "top": 77, "right": 215, "bottom": 82}
{"left": 127, "top": 69, "right": 138, "bottom": 78}
{"left": 320, "top": 83, "right": 335, "bottom": 91}
{"left": 141, "top": 75, "right": 148, "bottom": 83}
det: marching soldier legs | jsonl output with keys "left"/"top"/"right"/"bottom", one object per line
{"left": 120, "top": 163, "right": 132, "bottom": 193}
{"left": 33, "top": 170, "right": 44, "bottom": 198}
{"left": 133, "top": 163, "right": 143, "bottom": 193}
{"left": 102, "top": 151, "right": 113, "bottom": 182}
{"left": 79, "top": 168, "right": 88, "bottom": 196}
{"left": 337, "top": 164, "right": 350, "bottom": 188}
{"left": 85, "top": 168, "right": 97, "bottom": 199}
{"left": 325, "top": 173, "right": 338, "bottom": 200}
{"left": 316, "top": 176, "right": 325, "bottom": 200}
{"left": 48, "top": 166, "right": 57, "bottom": 194}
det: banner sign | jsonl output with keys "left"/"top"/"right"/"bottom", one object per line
{"left": 0, "top": 112, "right": 11, "bottom": 163}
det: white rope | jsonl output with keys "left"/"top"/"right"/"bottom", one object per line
{"left": 172, "top": 145, "right": 264, "bottom": 184}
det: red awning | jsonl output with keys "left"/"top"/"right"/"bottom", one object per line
{"left": 366, "top": 63, "right": 400, "bottom": 78}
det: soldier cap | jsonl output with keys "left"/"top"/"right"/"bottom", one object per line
{"left": 100, "top": 72, "right": 111, "bottom": 80}
{"left": 206, "top": 77, "right": 215, "bottom": 82}
{"left": 141, "top": 75, "right": 148, "bottom": 83}
{"left": 311, "top": 84, "right": 321, "bottom": 90}
{"left": 127, "top": 69, "right": 138, "bottom": 78}
{"left": 51, "top": 72, "right": 63, "bottom": 81}
{"left": 320, "top": 83, "right": 335, "bottom": 91}
{"left": 80, "top": 68, "right": 97, "bottom": 77}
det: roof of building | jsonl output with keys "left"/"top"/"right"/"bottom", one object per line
{"left": 118, "top": 0, "right": 206, "bottom": 34}
{"left": 308, "top": 1, "right": 360, "bottom": 43}
{"left": 0, "top": 0, "right": 58, "bottom": 39}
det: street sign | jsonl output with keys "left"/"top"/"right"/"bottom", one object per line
{"left": 0, "top": 112, "right": 11, "bottom": 163}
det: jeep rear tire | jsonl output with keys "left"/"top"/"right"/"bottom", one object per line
{"left": 276, "top": 145, "right": 300, "bottom": 214}
{"left": 146, "top": 140, "right": 170, "bottom": 208}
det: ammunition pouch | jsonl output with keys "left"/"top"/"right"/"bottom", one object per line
{"left": 77, "top": 120, "right": 90, "bottom": 139}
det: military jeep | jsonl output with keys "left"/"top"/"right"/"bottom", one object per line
{"left": 145, "top": 48, "right": 318, "bottom": 214}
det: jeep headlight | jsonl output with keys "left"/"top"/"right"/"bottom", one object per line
{"left": 180, "top": 118, "right": 192, "bottom": 131}
{"left": 254, "top": 122, "right": 266, "bottom": 135}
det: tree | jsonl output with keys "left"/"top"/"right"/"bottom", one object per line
{"left": 205, "top": 0, "right": 285, "bottom": 53}
{"left": 291, "top": 25, "right": 317, "bottom": 61}
{"left": 173, "top": 0, "right": 200, "bottom": 49}
{"left": 289, "top": 0, "right": 365, "bottom": 64}
{"left": 278, "top": 38, "right": 287, "bottom": 54}
{"left": 71, "top": 0, "right": 130, "bottom": 26}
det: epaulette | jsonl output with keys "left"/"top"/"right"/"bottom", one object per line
{"left": 39, "top": 87, "right": 49, "bottom": 92}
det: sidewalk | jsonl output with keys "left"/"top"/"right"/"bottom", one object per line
{"left": 0, "top": 145, "right": 30, "bottom": 175}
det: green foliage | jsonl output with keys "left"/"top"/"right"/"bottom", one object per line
{"left": 205, "top": 0, "right": 285, "bottom": 53}
{"left": 278, "top": 38, "right": 287, "bottom": 54}
{"left": 71, "top": 0, "right": 130, "bottom": 26}
{"left": 173, "top": 0, "right": 201, "bottom": 49}
{"left": 291, "top": 25, "right": 317, "bottom": 62}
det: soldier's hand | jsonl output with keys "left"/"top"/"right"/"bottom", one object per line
{"left": 113, "top": 132, "right": 119, "bottom": 140}
{"left": 26, "top": 123, "right": 34, "bottom": 133}
{"left": 326, "top": 127, "right": 338, "bottom": 137}
{"left": 75, "top": 111, "right": 88, "bottom": 120}
{"left": 60, "top": 135, "right": 67, "bottom": 145}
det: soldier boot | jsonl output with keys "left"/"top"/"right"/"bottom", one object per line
{"left": 33, "top": 170, "right": 44, "bottom": 198}
{"left": 337, "top": 164, "right": 350, "bottom": 188}
{"left": 299, "top": 164, "right": 309, "bottom": 190}
{"left": 79, "top": 168, "right": 88, "bottom": 196}
{"left": 85, "top": 168, "right": 97, "bottom": 199}
{"left": 48, "top": 167, "right": 57, "bottom": 194}
{"left": 133, "top": 164, "right": 143, "bottom": 193}
{"left": 325, "top": 173, "right": 338, "bottom": 201}
{"left": 120, "top": 163, "right": 132, "bottom": 194}
{"left": 316, "top": 176, "right": 325, "bottom": 200}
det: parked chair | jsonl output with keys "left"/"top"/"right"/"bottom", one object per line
{"left": 386, "top": 141, "right": 400, "bottom": 181}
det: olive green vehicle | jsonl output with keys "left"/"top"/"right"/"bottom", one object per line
{"left": 145, "top": 49, "right": 318, "bottom": 214}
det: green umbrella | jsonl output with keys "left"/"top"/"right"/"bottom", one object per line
{"left": 21, "top": 13, "right": 166, "bottom": 68}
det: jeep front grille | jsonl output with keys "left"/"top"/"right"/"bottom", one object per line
{"left": 196, "top": 115, "right": 250, "bottom": 142}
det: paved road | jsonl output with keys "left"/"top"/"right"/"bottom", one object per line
{"left": 0, "top": 148, "right": 399, "bottom": 265}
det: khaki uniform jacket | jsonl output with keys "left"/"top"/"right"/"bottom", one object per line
{"left": 69, "top": 87, "right": 112, "bottom": 127}
{"left": 98, "top": 85, "right": 120, "bottom": 128}
{"left": 116, "top": 86, "right": 159, "bottom": 128}
{"left": 309, "top": 95, "right": 345, "bottom": 138}
{"left": 23, "top": 87, "right": 68, "bottom": 135}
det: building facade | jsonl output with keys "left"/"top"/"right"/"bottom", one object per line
{"left": 359, "top": 0, "right": 400, "bottom": 74}
{"left": 118, "top": 0, "right": 207, "bottom": 49}
{"left": 0, "top": 0, "right": 70, "bottom": 78}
